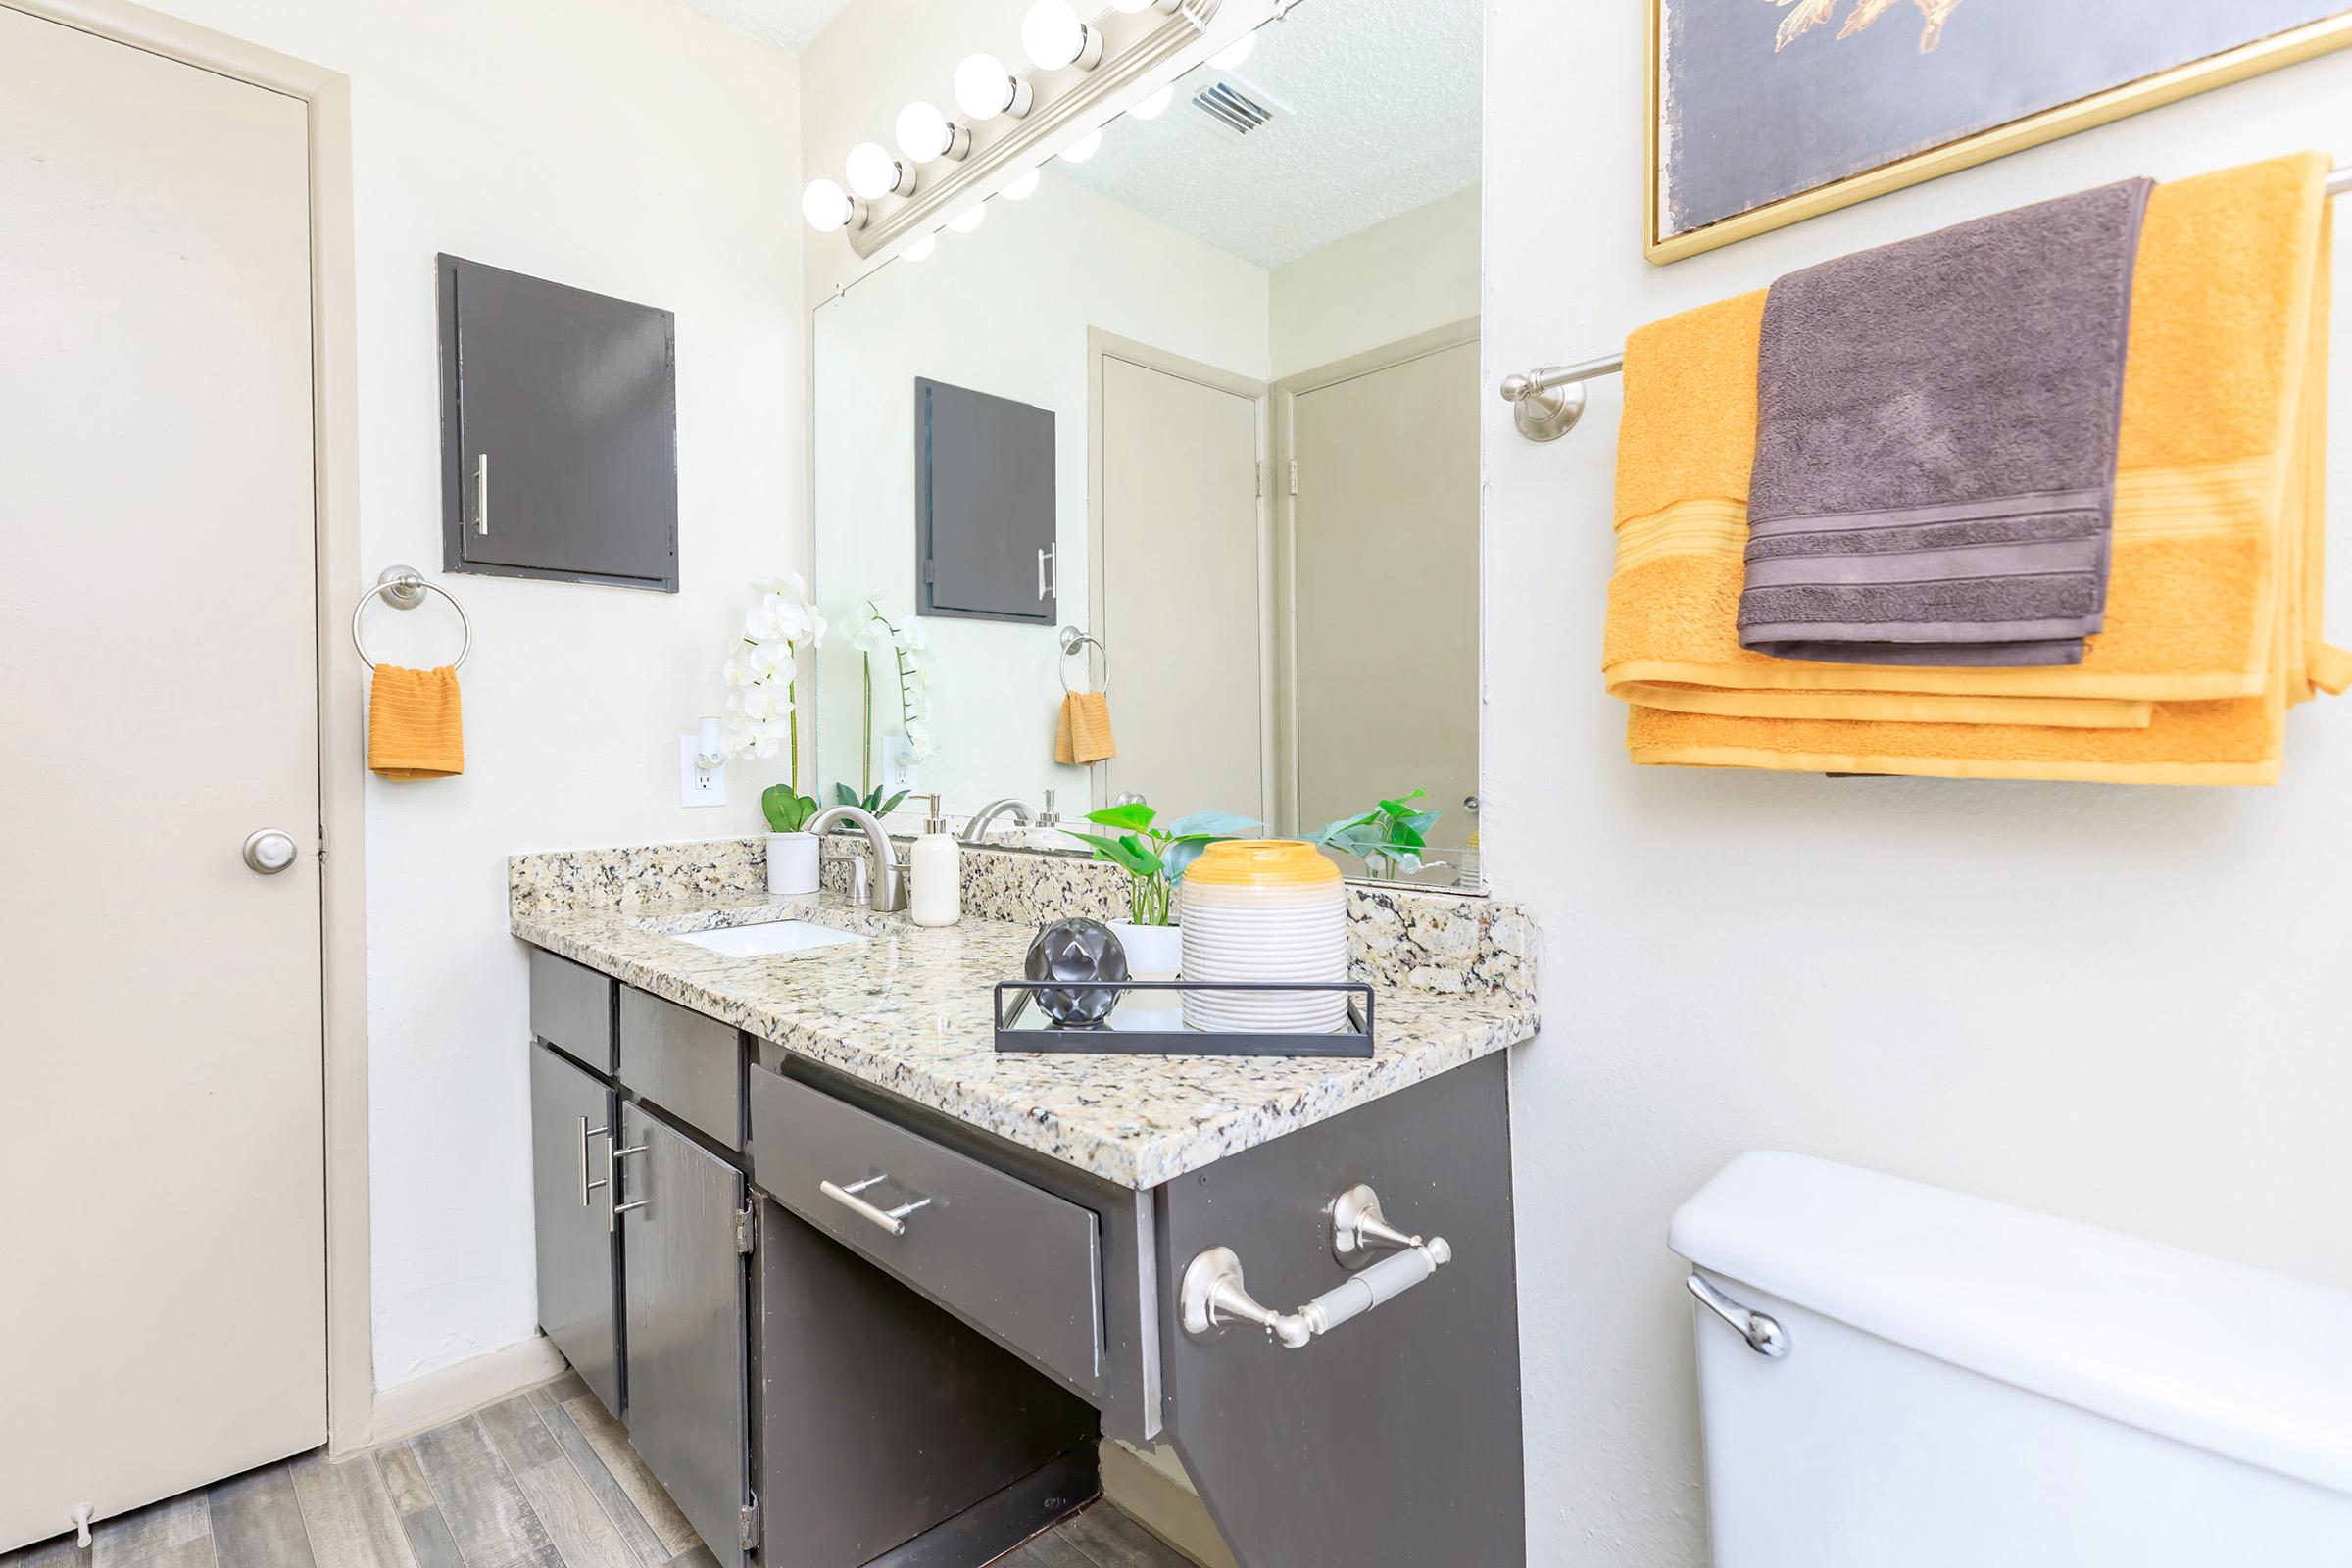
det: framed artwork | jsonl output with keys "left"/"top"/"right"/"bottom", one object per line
{"left": 1647, "top": 0, "right": 2352, "bottom": 263}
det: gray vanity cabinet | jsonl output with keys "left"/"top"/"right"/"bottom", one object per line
{"left": 617, "top": 1103, "right": 750, "bottom": 1568}
{"left": 528, "top": 1043, "right": 623, "bottom": 1416}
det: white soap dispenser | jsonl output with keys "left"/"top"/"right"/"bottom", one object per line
{"left": 908, "top": 794, "right": 961, "bottom": 927}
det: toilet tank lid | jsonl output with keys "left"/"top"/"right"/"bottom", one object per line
{"left": 1670, "top": 1152, "right": 2352, "bottom": 1499}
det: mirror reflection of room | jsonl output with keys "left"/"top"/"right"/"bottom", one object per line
{"left": 813, "top": 0, "right": 1482, "bottom": 886}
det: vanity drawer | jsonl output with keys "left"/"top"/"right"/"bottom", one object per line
{"left": 529, "top": 950, "right": 614, "bottom": 1073}
{"left": 747, "top": 1065, "right": 1102, "bottom": 1397}
{"left": 618, "top": 987, "right": 742, "bottom": 1150}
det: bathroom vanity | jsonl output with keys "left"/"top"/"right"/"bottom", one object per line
{"left": 511, "top": 850, "right": 1535, "bottom": 1568}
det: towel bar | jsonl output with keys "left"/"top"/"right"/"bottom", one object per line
{"left": 353, "top": 564, "right": 472, "bottom": 669}
{"left": 1500, "top": 161, "right": 2352, "bottom": 442}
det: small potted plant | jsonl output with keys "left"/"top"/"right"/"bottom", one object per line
{"left": 1062, "top": 801, "right": 1258, "bottom": 988}
{"left": 1306, "top": 789, "right": 1441, "bottom": 882}
{"left": 720, "top": 573, "right": 827, "bottom": 896}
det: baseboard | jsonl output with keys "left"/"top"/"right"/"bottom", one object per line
{"left": 1097, "top": 1442, "right": 1238, "bottom": 1568}
{"left": 361, "top": 1334, "right": 569, "bottom": 1450}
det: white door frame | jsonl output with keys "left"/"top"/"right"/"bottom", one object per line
{"left": 1085, "top": 328, "right": 1275, "bottom": 818}
{"left": 6, "top": 0, "right": 375, "bottom": 1454}
{"left": 1269, "top": 316, "right": 1481, "bottom": 839}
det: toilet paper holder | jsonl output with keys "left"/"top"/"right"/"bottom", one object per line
{"left": 1180, "top": 1183, "right": 1451, "bottom": 1350}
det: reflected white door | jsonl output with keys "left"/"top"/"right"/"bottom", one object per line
{"left": 1289, "top": 336, "right": 1481, "bottom": 847}
{"left": 0, "top": 9, "right": 326, "bottom": 1549}
{"left": 1097, "top": 354, "right": 1269, "bottom": 824}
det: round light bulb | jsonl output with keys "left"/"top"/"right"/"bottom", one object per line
{"left": 1211, "top": 31, "right": 1256, "bottom": 70}
{"left": 1059, "top": 128, "right": 1102, "bottom": 165}
{"left": 904, "top": 234, "right": 937, "bottom": 262}
{"left": 895, "top": 100, "right": 953, "bottom": 162}
{"left": 800, "top": 178, "right": 856, "bottom": 232}
{"left": 947, "top": 203, "right": 988, "bottom": 234}
{"left": 955, "top": 53, "right": 1029, "bottom": 122}
{"left": 1129, "top": 83, "right": 1174, "bottom": 121}
{"left": 1002, "top": 168, "right": 1042, "bottom": 201}
{"left": 1022, "top": 0, "right": 1098, "bottom": 70}
{"left": 846, "top": 142, "right": 905, "bottom": 201}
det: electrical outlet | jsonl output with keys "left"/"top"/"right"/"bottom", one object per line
{"left": 882, "top": 736, "right": 920, "bottom": 795}
{"left": 679, "top": 736, "right": 728, "bottom": 808}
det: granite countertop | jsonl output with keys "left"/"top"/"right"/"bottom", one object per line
{"left": 513, "top": 891, "right": 1537, "bottom": 1189}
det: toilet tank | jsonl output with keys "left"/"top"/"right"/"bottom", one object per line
{"left": 1670, "top": 1152, "right": 2352, "bottom": 1567}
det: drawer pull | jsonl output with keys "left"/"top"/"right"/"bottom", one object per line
{"left": 820, "top": 1174, "right": 931, "bottom": 1237}
{"left": 1181, "top": 1183, "right": 1451, "bottom": 1350}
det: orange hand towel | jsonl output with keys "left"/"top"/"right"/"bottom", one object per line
{"left": 1054, "top": 690, "right": 1116, "bottom": 765}
{"left": 368, "top": 665, "right": 466, "bottom": 779}
{"left": 1606, "top": 152, "right": 2346, "bottom": 784}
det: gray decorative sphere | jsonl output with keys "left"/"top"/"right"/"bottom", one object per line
{"left": 1024, "top": 918, "right": 1131, "bottom": 1027}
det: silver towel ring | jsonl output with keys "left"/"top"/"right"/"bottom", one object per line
{"left": 1057, "top": 625, "right": 1107, "bottom": 695}
{"left": 353, "top": 565, "right": 472, "bottom": 670}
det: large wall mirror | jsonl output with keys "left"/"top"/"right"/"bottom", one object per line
{"left": 812, "top": 0, "right": 1483, "bottom": 888}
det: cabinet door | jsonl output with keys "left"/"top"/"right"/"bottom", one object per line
{"left": 619, "top": 1104, "right": 747, "bottom": 1568}
{"left": 529, "top": 1044, "right": 623, "bottom": 1415}
{"left": 439, "top": 254, "right": 678, "bottom": 590}
{"left": 916, "top": 377, "right": 1055, "bottom": 623}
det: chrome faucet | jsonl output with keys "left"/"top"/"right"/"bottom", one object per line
{"left": 962, "top": 797, "right": 1037, "bottom": 844}
{"left": 807, "top": 805, "right": 907, "bottom": 912}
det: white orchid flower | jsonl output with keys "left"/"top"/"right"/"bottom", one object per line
{"left": 744, "top": 600, "right": 785, "bottom": 641}
{"left": 749, "top": 639, "right": 791, "bottom": 676}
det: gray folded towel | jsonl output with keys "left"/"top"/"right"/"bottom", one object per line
{"left": 1739, "top": 177, "right": 2154, "bottom": 666}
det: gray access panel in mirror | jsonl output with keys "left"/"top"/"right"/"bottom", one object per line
{"left": 916, "top": 376, "right": 1056, "bottom": 624}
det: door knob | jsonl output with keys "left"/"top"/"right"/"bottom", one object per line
{"left": 242, "top": 829, "right": 299, "bottom": 874}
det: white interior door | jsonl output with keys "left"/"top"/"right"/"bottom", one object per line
{"left": 1096, "top": 354, "right": 1268, "bottom": 824}
{"left": 0, "top": 9, "right": 327, "bottom": 1548}
{"left": 1289, "top": 337, "right": 1481, "bottom": 849}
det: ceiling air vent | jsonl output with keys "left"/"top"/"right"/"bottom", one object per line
{"left": 1184, "top": 74, "right": 1291, "bottom": 141}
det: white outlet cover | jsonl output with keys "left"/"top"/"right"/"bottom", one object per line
{"left": 882, "top": 735, "right": 920, "bottom": 794}
{"left": 679, "top": 736, "right": 728, "bottom": 808}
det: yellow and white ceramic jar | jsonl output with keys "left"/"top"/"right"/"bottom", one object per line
{"left": 1179, "top": 840, "right": 1348, "bottom": 1034}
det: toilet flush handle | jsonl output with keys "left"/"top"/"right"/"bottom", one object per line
{"left": 1687, "top": 1271, "right": 1790, "bottom": 1359}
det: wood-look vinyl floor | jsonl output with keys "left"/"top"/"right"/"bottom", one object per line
{"left": 0, "top": 1374, "right": 1188, "bottom": 1568}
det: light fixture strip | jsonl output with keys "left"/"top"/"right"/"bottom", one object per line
{"left": 844, "top": 0, "right": 1227, "bottom": 260}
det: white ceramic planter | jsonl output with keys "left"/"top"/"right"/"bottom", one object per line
{"left": 765, "top": 831, "right": 820, "bottom": 897}
{"left": 1107, "top": 919, "right": 1182, "bottom": 979}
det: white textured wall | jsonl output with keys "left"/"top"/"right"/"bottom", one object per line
{"left": 134, "top": 0, "right": 804, "bottom": 1390}
{"left": 1269, "top": 182, "right": 1482, "bottom": 379}
{"left": 1482, "top": 6, "right": 2352, "bottom": 1564}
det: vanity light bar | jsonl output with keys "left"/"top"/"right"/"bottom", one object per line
{"left": 802, "top": 0, "right": 1236, "bottom": 257}
{"left": 1499, "top": 159, "right": 2352, "bottom": 443}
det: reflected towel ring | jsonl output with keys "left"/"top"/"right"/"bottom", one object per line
{"left": 353, "top": 565, "right": 472, "bottom": 670}
{"left": 1057, "top": 625, "right": 1107, "bottom": 695}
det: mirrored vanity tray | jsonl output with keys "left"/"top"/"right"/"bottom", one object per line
{"left": 992, "top": 980, "right": 1375, "bottom": 1058}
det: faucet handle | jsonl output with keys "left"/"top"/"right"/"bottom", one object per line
{"left": 1040, "top": 789, "right": 1057, "bottom": 827}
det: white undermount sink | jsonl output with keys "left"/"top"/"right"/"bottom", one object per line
{"left": 671, "top": 920, "right": 866, "bottom": 957}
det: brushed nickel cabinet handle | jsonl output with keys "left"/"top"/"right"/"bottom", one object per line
{"left": 578, "top": 1117, "right": 611, "bottom": 1208}
{"left": 475, "top": 453, "right": 490, "bottom": 535}
{"left": 820, "top": 1174, "right": 931, "bottom": 1237}
{"left": 608, "top": 1141, "right": 648, "bottom": 1232}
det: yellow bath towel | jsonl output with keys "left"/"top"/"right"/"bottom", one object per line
{"left": 1605, "top": 152, "right": 2345, "bottom": 784}
{"left": 368, "top": 664, "right": 466, "bottom": 779}
{"left": 1054, "top": 690, "right": 1116, "bottom": 765}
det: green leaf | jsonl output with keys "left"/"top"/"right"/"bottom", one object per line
{"left": 1164, "top": 809, "right": 1261, "bottom": 839}
{"left": 762, "top": 785, "right": 820, "bottom": 834}
{"left": 1375, "top": 790, "right": 1428, "bottom": 818}
{"left": 833, "top": 782, "right": 859, "bottom": 807}
{"left": 1163, "top": 837, "right": 1211, "bottom": 883}
{"left": 876, "top": 789, "right": 910, "bottom": 818}
{"left": 1062, "top": 830, "right": 1161, "bottom": 879}
{"left": 1085, "top": 802, "right": 1158, "bottom": 833}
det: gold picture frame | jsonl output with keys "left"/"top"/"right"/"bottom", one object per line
{"left": 1645, "top": 4, "right": 2352, "bottom": 265}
